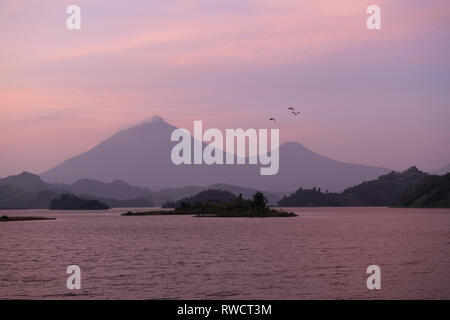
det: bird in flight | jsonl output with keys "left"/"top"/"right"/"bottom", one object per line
{"left": 288, "top": 106, "right": 300, "bottom": 116}
{"left": 269, "top": 117, "right": 276, "bottom": 121}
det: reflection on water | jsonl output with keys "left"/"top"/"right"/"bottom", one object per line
{"left": 0, "top": 207, "right": 449, "bottom": 299}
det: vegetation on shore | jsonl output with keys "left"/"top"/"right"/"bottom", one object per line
{"left": 0, "top": 215, "right": 55, "bottom": 222}
{"left": 123, "top": 191, "right": 297, "bottom": 217}
{"left": 394, "top": 173, "right": 450, "bottom": 208}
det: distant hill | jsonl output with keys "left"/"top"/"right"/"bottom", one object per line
{"left": 163, "top": 189, "right": 238, "bottom": 208}
{"left": 277, "top": 187, "right": 341, "bottom": 207}
{"left": 50, "top": 193, "right": 110, "bottom": 210}
{"left": 339, "top": 166, "right": 428, "bottom": 206}
{"left": 69, "top": 178, "right": 171, "bottom": 205}
{"left": 0, "top": 173, "right": 156, "bottom": 208}
{"left": 0, "top": 185, "right": 57, "bottom": 209}
{"left": 61, "top": 176, "right": 282, "bottom": 205}
{"left": 395, "top": 173, "right": 450, "bottom": 208}
{"left": 0, "top": 172, "right": 280, "bottom": 207}
{"left": 278, "top": 167, "right": 428, "bottom": 207}
{"left": 80, "top": 195, "right": 155, "bottom": 208}
{"left": 0, "top": 172, "right": 63, "bottom": 193}
{"left": 41, "top": 116, "right": 390, "bottom": 192}
{"left": 70, "top": 179, "right": 151, "bottom": 200}
{"left": 0, "top": 184, "right": 153, "bottom": 209}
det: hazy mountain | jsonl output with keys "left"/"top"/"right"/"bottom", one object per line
{"left": 0, "top": 185, "right": 57, "bottom": 209}
{"left": 68, "top": 178, "right": 172, "bottom": 205}
{"left": 0, "top": 172, "right": 157, "bottom": 207}
{"left": 154, "top": 185, "right": 206, "bottom": 201}
{"left": 0, "top": 171, "right": 279, "bottom": 208}
{"left": 431, "top": 163, "right": 450, "bottom": 175}
{"left": 263, "top": 141, "right": 390, "bottom": 192}
{"left": 70, "top": 179, "right": 151, "bottom": 200}
{"left": 0, "top": 172, "right": 59, "bottom": 193}
{"left": 41, "top": 116, "right": 390, "bottom": 192}
{"left": 0, "top": 185, "right": 154, "bottom": 210}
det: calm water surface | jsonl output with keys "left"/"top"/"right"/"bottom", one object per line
{"left": 0, "top": 207, "right": 449, "bottom": 299}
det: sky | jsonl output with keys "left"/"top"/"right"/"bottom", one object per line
{"left": 0, "top": 0, "right": 449, "bottom": 177}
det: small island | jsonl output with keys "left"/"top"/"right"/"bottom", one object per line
{"left": 122, "top": 190, "right": 297, "bottom": 218}
{"left": 0, "top": 215, "right": 55, "bottom": 222}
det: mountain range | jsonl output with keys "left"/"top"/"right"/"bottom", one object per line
{"left": 41, "top": 116, "right": 390, "bottom": 193}
{"left": 0, "top": 172, "right": 282, "bottom": 207}
{"left": 2, "top": 168, "right": 447, "bottom": 209}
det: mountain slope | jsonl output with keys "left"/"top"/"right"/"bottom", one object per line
{"left": 41, "top": 116, "right": 390, "bottom": 192}
{"left": 278, "top": 167, "right": 428, "bottom": 207}
{"left": 0, "top": 172, "right": 57, "bottom": 192}
{"left": 340, "top": 166, "right": 428, "bottom": 206}
{"left": 395, "top": 173, "right": 450, "bottom": 208}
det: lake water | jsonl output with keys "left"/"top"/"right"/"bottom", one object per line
{"left": 0, "top": 207, "right": 449, "bottom": 300}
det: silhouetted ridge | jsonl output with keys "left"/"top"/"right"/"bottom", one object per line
{"left": 278, "top": 166, "right": 428, "bottom": 207}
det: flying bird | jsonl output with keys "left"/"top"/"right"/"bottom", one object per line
{"left": 288, "top": 107, "right": 295, "bottom": 111}
{"left": 269, "top": 117, "right": 276, "bottom": 121}
{"left": 292, "top": 111, "right": 300, "bottom": 116}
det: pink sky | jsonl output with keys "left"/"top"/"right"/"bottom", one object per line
{"left": 1, "top": 0, "right": 450, "bottom": 177}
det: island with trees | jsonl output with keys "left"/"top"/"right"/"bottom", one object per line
{"left": 123, "top": 190, "right": 296, "bottom": 217}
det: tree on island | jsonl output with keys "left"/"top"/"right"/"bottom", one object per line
{"left": 123, "top": 190, "right": 296, "bottom": 217}
{"left": 252, "top": 191, "right": 268, "bottom": 209}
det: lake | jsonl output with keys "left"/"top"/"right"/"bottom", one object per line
{"left": 0, "top": 207, "right": 449, "bottom": 299}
